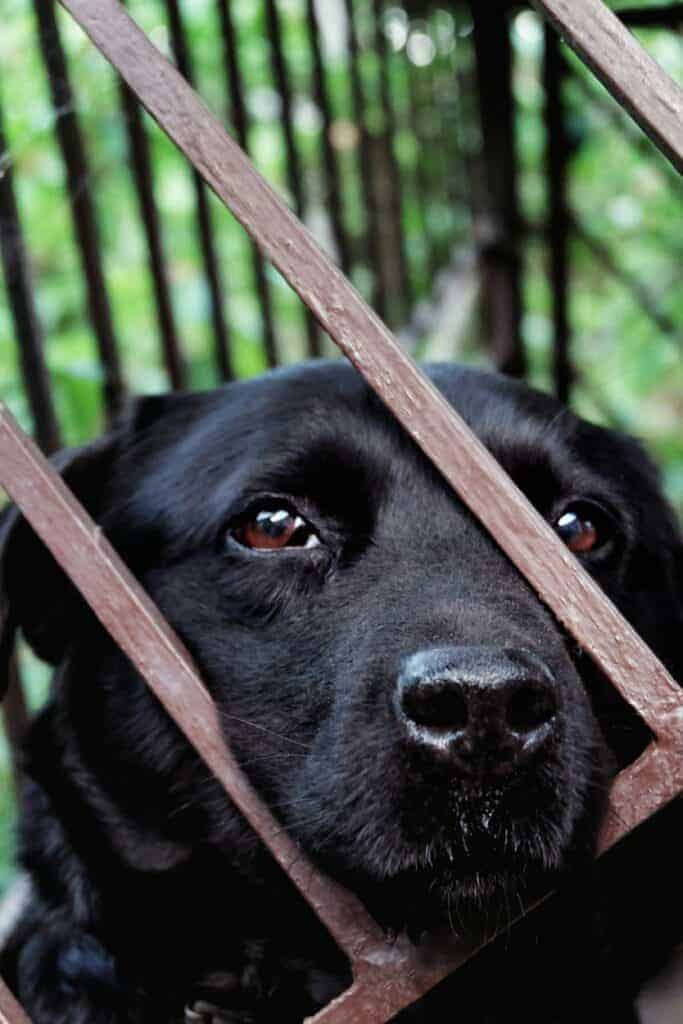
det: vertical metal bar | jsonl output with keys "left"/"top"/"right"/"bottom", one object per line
{"left": 163, "top": 0, "right": 233, "bottom": 381}
{"left": 470, "top": 0, "right": 526, "bottom": 377}
{"left": 263, "top": 0, "right": 321, "bottom": 358}
{"left": 215, "top": 0, "right": 279, "bottom": 368}
{"left": 0, "top": 97, "right": 61, "bottom": 454}
{"left": 343, "top": 0, "right": 386, "bottom": 319}
{"left": 372, "top": 0, "right": 412, "bottom": 322}
{"left": 305, "top": 0, "right": 352, "bottom": 276}
{"left": 405, "top": 59, "right": 441, "bottom": 283}
{"left": 32, "top": 0, "right": 126, "bottom": 416}
{"left": 118, "top": 82, "right": 187, "bottom": 390}
{"left": 543, "top": 26, "right": 572, "bottom": 403}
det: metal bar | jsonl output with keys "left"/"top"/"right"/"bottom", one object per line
{"left": 343, "top": 0, "right": 387, "bottom": 319}
{"left": 404, "top": 58, "right": 441, "bottom": 284}
{"left": 0, "top": 96, "right": 61, "bottom": 454}
{"left": 118, "top": 81, "right": 187, "bottom": 390}
{"left": 372, "top": 0, "right": 412, "bottom": 322}
{"left": 530, "top": 0, "right": 683, "bottom": 173}
{"left": 32, "top": 0, "right": 126, "bottom": 417}
{"left": 215, "top": 0, "right": 279, "bottom": 368}
{"left": 543, "top": 27, "right": 573, "bottom": 403}
{"left": 263, "top": 0, "right": 321, "bottom": 358}
{"left": 0, "top": 976, "right": 32, "bottom": 1024}
{"left": 617, "top": 3, "right": 683, "bottom": 28}
{"left": 569, "top": 67, "right": 681, "bottom": 191}
{"left": 470, "top": 1, "right": 526, "bottom": 377}
{"left": 401, "top": 249, "right": 481, "bottom": 360}
{"left": 305, "top": 0, "right": 352, "bottom": 277}
{"left": 163, "top": 0, "right": 233, "bottom": 381}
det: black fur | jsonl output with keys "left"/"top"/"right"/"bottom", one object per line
{"left": 1, "top": 362, "right": 682, "bottom": 1022}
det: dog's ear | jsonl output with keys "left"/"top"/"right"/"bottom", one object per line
{"left": 0, "top": 395, "right": 182, "bottom": 677}
{"left": 0, "top": 432, "right": 121, "bottom": 673}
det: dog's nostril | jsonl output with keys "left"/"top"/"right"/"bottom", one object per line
{"left": 401, "top": 682, "right": 469, "bottom": 732}
{"left": 505, "top": 684, "right": 556, "bottom": 733}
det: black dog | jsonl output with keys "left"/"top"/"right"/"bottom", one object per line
{"left": 1, "top": 362, "right": 681, "bottom": 1023}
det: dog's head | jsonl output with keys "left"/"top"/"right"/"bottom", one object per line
{"left": 3, "top": 362, "right": 682, "bottom": 936}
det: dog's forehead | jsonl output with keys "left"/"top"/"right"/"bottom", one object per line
{"left": 174, "top": 361, "right": 570, "bottom": 463}
{"left": 113, "top": 361, "right": 648, "bottom": 540}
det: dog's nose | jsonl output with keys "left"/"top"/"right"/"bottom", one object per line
{"left": 395, "top": 646, "right": 558, "bottom": 777}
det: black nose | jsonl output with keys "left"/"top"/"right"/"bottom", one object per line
{"left": 395, "top": 646, "right": 558, "bottom": 777}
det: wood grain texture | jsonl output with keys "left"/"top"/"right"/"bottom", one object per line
{"left": 531, "top": 0, "right": 683, "bottom": 172}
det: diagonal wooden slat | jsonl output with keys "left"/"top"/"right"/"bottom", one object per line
{"left": 0, "top": 976, "right": 32, "bottom": 1024}
{"left": 531, "top": 0, "right": 683, "bottom": 172}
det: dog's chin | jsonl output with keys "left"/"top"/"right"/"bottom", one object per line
{"left": 307, "top": 817, "right": 569, "bottom": 942}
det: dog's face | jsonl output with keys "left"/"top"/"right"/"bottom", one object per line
{"left": 6, "top": 362, "right": 683, "bottom": 938}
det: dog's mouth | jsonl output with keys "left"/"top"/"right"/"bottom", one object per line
{"left": 289, "top": 766, "right": 585, "bottom": 939}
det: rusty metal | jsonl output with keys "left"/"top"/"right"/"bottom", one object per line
{"left": 33, "top": 0, "right": 126, "bottom": 417}
{"left": 543, "top": 26, "right": 573, "bottom": 403}
{"left": 305, "top": 0, "right": 352, "bottom": 277}
{"left": 0, "top": 975, "right": 32, "bottom": 1024}
{"left": 162, "top": 0, "right": 233, "bottom": 381}
{"left": 215, "top": 0, "right": 279, "bottom": 368}
{"left": 470, "top": 1, "right": 525, "bottom": 377}
{"left": 263, "top": 0, "right": 321, "bottom": 358}
{"left": 342, "top": 0, "right": 386, "bottom": 319}
{"left": 0, "top": 3, "right": 681, "bottom": 1022}
{"left": 0, "top": 96, "right": 61, "bottom": 454}
{"left": 531, "top": 0, "right": 683, "bottom": 173}
{"left": 119, "top": 80, "right": 187, "bottom": 390}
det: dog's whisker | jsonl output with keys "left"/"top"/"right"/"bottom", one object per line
{"left": 218, "top": 712, "right": 311, "bottom": 749}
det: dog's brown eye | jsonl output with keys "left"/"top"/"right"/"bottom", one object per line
{"left": 555, "top": 505, "right": 601, "bottom": 554}
{"left": 233, "top": 509, "right": 320, "bottom": 551}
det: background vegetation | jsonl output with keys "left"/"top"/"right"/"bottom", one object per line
{"left": 0, "top": 0, "right": 681, "bottom": 892}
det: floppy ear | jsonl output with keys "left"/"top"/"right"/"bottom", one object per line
{"left": 0, "top": 393, "right": 186, "bottom": 682}
{"left": 0, "top": 432, "right": 121, "bottom": 675}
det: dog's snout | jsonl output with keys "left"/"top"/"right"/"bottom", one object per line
{"left": 396, "top": 646, "right": 558, "bottom": 777}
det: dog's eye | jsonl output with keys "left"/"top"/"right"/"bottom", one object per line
{"left": 554, "top": 502, "right": 612, "bottom": 554}
{"left": 232, "top": 508, "right": 321, "bottom": 551}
